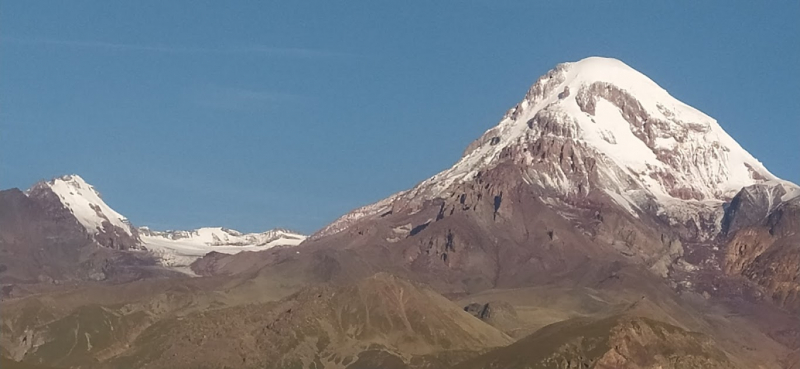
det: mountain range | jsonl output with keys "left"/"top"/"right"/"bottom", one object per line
{"left": 1, "top": 57, "right": 798, "bottom": 369}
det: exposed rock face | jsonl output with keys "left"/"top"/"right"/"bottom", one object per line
{"left": 463, "top": 301, "right": 519, "bottom": 330}
{"left": 723, "top": 196, "right": 800, "bottom": 312}
{"left": 282, "top": 162, "right": 681, "bottom": 298}
{"left": 721, "top": 183, "right": 788, "bottom": 236}
{"left": 187, "top": 251, "right": 229, "bottom": 276}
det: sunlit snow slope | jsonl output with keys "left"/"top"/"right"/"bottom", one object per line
{"left": 27, "top": 174, "right": 137, "bottom": 238}
{"left": 425, "top": 57, "right": 777, "bottom": 200}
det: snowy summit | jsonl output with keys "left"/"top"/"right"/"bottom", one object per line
{"left": 26, "top": 174, "right": 140, "bottom": 249}
{"left": 427, "top": 56, "right": 779, "bottom": 201}
{"left": 319, "top": 57, "right": 797, "bottom": 238}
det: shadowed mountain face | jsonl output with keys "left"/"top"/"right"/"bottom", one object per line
{"left": 0, "top": 188, "right": 92, "bottom": 284}
{"left": 722, "top": 194, "right": 800, "bottom": 312}
{"left": 2, "top": 57, "right": 798, "bottom": 368}
{"left": 25, "top": 175, "right": 142, "bottom": 251}
{"left": 0, "top": 189, "right": 164, "bottom": 289}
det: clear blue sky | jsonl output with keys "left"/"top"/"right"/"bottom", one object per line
{"left": 2, "top": 2, "right": 798, "bottom": 234}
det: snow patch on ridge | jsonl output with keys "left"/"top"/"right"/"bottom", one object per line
{"left": 779, "top": 181, "right": 800, "bottom": 202}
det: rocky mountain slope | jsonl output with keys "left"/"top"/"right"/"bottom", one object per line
{"left": 26, "top": 175, "right": 141, "bottom": 251}
{"left": 720, "top": 186, "right": 800, "bottom": 311}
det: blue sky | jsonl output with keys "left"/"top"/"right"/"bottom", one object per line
{"left": 2, "top": 2, "right": 798, "bottom": 233}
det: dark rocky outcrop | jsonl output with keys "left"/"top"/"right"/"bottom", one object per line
{"left": 724, "top": 196, "right": 800, "bottom": 313}
{"left": 463, "top": 301, "right": 518, "bottom": 327}
{"left": 721, "top": 184, "right": 787, "bottom": 237}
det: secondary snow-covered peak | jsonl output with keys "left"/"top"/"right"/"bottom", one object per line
{"left": 139, "top": 226, "right": 306, "bottom": 247}
{"left": 420, "top": 56, "right": 778, "bottom": 204}
{"left": 139, "top": 226, "right": 306, "bottom": 270}
{"left": 28, "top": 174, "right": 137, "bottom": 239}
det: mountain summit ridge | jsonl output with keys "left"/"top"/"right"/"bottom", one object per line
{"left": 425, "top": 56, "right": 778, "bottom": 202}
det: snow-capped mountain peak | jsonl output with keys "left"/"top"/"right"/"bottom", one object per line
{"left": 318, "top": 57, "right": 787, "bottom": 239}
{"left": 27, "top": 174, "right": 139, "bottom": 245}
{"left": 418, "top": 57, "right": 777, "bottom": 203}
